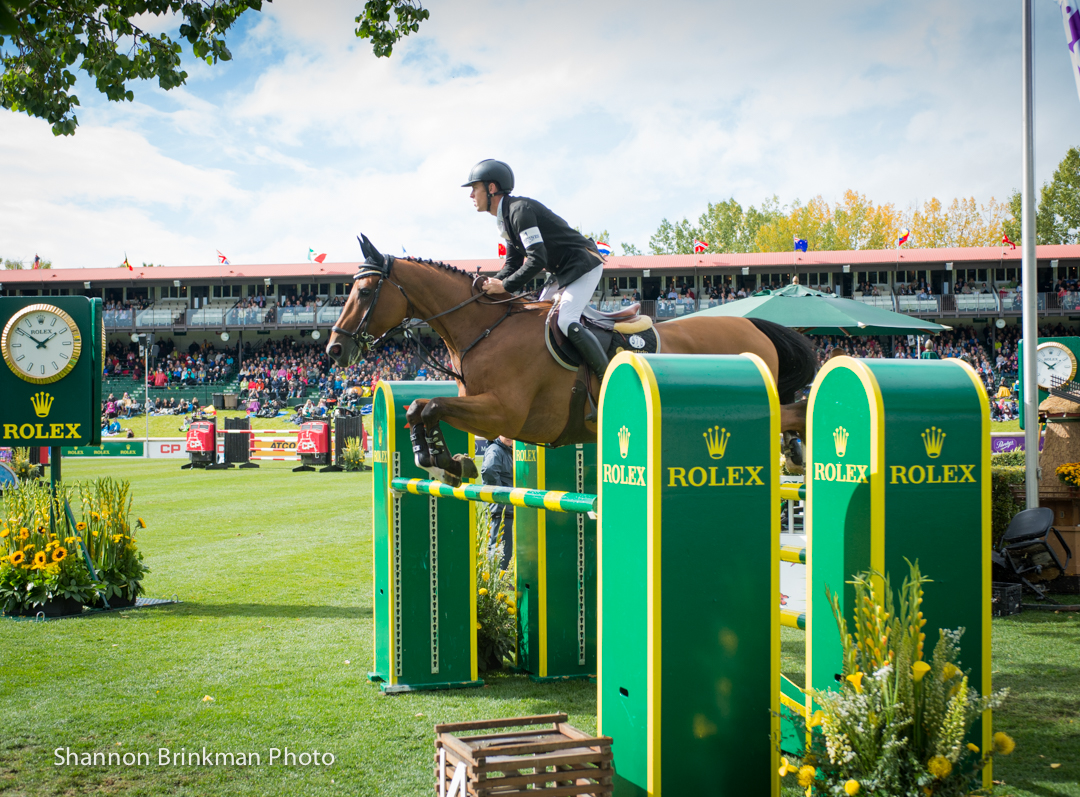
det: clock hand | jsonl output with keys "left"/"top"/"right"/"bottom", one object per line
{"left": 36, "top": 332, "right": 58, "bottom": 348}
{"left": 16, "top": 328, "right": 47, "bottom": 346}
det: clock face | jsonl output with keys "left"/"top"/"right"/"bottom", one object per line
{"left": 1, "top": 304, "right": 82, "bottom": 384}
{"left": 1036, "top": 342, "right": 1077, "bottom": 390}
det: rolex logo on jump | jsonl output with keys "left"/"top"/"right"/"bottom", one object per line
{"left": 31, "top": 391, "right": 54, "bottom": 418}
{"left": 833, "top": 426, "right": 848, "bottom": 458}
{"left": 703, "top": 426, "right": 730, "bottom": 460}
{"left": 922, "top": 426, "right": 946, "bottom": 459}
{"left": 618, "top": 425, "right": 631, "bottom": 459}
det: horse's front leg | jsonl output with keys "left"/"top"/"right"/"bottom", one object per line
{"left": 408, "top": 393, "right": 518, "bottom": 487}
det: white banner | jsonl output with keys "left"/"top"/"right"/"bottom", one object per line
{"left": 1056, "top": 0, "right": 1080, "bottom": 106}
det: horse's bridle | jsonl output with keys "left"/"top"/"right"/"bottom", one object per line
{"left": 330, "top": 253, "right": 519, "bottom": 382}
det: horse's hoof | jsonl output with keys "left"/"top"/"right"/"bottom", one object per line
{"left": 454, "top": 454, "right": 478, "bottom": 481}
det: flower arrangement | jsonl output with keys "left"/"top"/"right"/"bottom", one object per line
{"left": 340, "top": 436, "right": 366, "bottom": 472}
{"left": 474, "top": 505, "right": 517, "bottom": 672}
{"left": 1056, "top": 462, "right": 1080, "bottom": 488}
{"left": 781, "top": 561, "right": 1012, "bottom": 796}
{"left": 0, "top": 478, "right": 148, "bottom": 615}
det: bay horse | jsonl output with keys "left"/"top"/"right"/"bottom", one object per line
{"left": 326, "top": 235, "right": 817, "bottom": 486}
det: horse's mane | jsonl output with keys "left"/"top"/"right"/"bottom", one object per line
{"left": 398, "top": 256, "right": 474, "bottom": 279}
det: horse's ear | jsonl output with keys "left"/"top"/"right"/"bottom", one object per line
{"left": 360, "top": 233, "right": 385, "bottom": 266}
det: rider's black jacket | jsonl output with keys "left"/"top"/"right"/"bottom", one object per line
{"left": 494, "top": 195, "right": 603, "bottom": 293}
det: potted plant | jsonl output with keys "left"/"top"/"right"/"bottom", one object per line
{"left": 78, "top": 479, "right": 149, "bottom": 609}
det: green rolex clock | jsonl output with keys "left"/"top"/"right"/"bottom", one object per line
{"left": 1, "top": 303, "right": 83, "bottom": 384}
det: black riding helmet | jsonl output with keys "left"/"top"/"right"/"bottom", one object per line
{"left": 462, "top": 159, "right": 514, "bottom": 193}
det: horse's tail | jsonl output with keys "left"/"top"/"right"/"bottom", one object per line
{"left": 749, "top": 318, "right": 818, "bottom": 405}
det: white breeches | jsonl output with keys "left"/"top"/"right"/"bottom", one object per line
{"left": 540, "top": 263, "right": 604, "bottom": 335}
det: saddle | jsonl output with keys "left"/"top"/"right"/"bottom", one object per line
{"left": 545, "top": 303, "right": 660, "bottom": 372}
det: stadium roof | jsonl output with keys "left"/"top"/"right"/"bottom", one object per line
{"left": 2, "top": 244, "right": 1078, "bottom": 287}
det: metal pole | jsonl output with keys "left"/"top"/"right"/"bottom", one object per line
{"left": 1021, "top": 0, "right": 1040, "bottom": 507}
{"left": 144, "top": 335, "right": 150, "bottom": 447}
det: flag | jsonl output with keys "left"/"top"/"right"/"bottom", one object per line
{"left": 123, "top": 254, "right": 133, "bottom": 271}
{"left": 217, "top": 250, "right": 229, "bottom": 265}
{"left": 31, "top": 254, "right": 40, "bottom": 269}
{"left": 693, "top": 239, "right": 709, "bottom": 253}
{"left": 498, "top": 242, "right": 507, "bottom": 257}
{"left": 897, "top": 229, "right": 910, "bottom": 247}
{"left": 793, "top": 237, "right": 808, "bottom": 252}
{"left": 596, "top": 241, "right": 613, "bottom": 256}
{"left": 308, "top": 248, "right": 327, "bottom": 263}
{"left": 313, "top": 253, "right": 326, "bottom": 264}
{"left": 1055, "top": 0, "right": 1080, "bottom": 106}
{"left": 1002, "top": 233, "right": 1017, "bottom": 249}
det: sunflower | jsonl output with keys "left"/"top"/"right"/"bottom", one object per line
{"left": 52, "top": 547, "right": 67, "bottom": 563}
{"left": 31, "top": 551, "right": 48, "bottom": 570}
{"left": 90, "top": 511, "right": 100, "bottom": 521}
{"left": 8, "top": 551, "right": 25, "bottom": 566}
{"left": 0, "top": 528, "right": 8, "bottom": 538}
{"left": 76, "top": 522, "right": 87, "bottom": 532}
{"left": 18, "top": 527, "right": 29, "bottom": 540}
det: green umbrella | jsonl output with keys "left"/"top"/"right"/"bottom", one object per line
{"left": 689, "top": 283, "right": 951, "bottom": 336}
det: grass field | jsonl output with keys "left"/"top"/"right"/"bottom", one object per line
{"left": 1, "top": 460, "right": 1077, "bottom": 796}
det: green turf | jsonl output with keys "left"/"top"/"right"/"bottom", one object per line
{"left": 109, "top": 410, "right": 306, "bottom": 440}
{"left": 1, "top": 460, "right": 1076, "bottom": 796}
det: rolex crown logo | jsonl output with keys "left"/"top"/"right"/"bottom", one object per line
{"left": 703, "top": 425, "right": 731, "bottom": 460}
{"left": 30, "top": 391, "right": 54, "bottom": 418}
{"left": 618, "top": 425, "right": 631, "bottom": 459}
{"left": 833, "top": 426, "right": 849, "bottom": 458}
{"left": 922, "top": 426, "right": 946, "bottom": 459}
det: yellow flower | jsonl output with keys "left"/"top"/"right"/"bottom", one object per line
{"left": 52, "top": 547, "right": 67, "bottom": 563}
{"left": 23, "top": 543, "right": 35, "bottom": 552}
{"left": 912, "top": 661, "right": 931, "bottom": 683}
{"left": 91, "top": 512, "right": 99, "bottom": 520}
{"left": 482, "top": 571, "right": 490, "bottom": 581}
{"left": 992, "top": 732, "right": 1015, "bottom": 755}
{"left": 807, "top": 710, "right": 824, "bottom": 728}
{"left": 0, "top": 528, "right": 8, "bottom": 538}
{"left": 8, "top": 551, "right": 25, "bottom": 566}
{"left": 942, "top": 663, "right": 959, "bottom": 680}
{"left": 65, "top": 537, "right": 79, "bottom": 544}
{"left": 797, "top": 765, "right": 816, "bottom": 788}
{"left": 111, "top": 534, "right": 123, "bottom": 543}
{"left": 507, "top": 607, "right": 516, "bottom": 616}
{"left": 496, "top": 593, "right": 505, "bottom": 602}
{"left": 478, "top": 588, "right": 488, "bottom": 596}
{"left": 137, "top": 518, "right": 146, "bottom": 529}
{"left": 967, "top": 743, "right": 980, "bottom": 753}
{"left": 846, "top": 672, "right": 864, "bottom": 693}
{"left": 18, "top": 527, "right": 29, "bottom": 540}
{"left": 778, "top": 757, "right": 797, "bottom": 777}
{"left": 475, "top": 622, "right": 482, "bottom": 630}
{"left": 76, "top": 522, "right": 87, "bottom": 531}
{"left": 31, "top": 551, "right": 48, "bottom": 570}
{"left": 844, "top": 779, "right": 860, "bottom": 795}
{"left": 927, "top": 755, "right": 952, "bottom": 779}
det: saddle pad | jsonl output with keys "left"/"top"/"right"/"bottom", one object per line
{"left": 545, "top": 321, "right": 660, "bottom": 372}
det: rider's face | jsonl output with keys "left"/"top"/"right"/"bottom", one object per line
{"left": 469, "top": 181, "right": 489, "bottom": 212}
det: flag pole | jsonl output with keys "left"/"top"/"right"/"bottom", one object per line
{"left": 1021, "top": 0, "right": 1040, "bottom": 507}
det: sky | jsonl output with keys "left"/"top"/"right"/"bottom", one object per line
{"left": 1, "top": 0, "right": 1079, "bottom": 270}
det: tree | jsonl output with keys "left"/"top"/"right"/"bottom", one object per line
{"left": 753, "top": 191, "right": 902, "bottom": 252}
{"left": 903, "top": 196, "right": 1007, "bottom": 248}
{"left": 3, "top": 256, "right": 50, "bottom": 268}
{"left": 1037, "top": 146, "right": 1080, "bottom": 245}
{"left": 0, "top": 0, "right": 429, "bottom": 136}
{"left": 620, "top": 243, "right": 642, "bottom": 256}
{"left": 647, "top": 197, "right": 783, "bottom": 255}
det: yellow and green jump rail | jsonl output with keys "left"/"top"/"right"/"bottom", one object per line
{"left": 391, "top": 477, "right": 597, "bottom": 515}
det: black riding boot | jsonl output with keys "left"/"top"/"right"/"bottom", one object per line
{"left": 567, "top": 322, "right": 609, "bottom": 380}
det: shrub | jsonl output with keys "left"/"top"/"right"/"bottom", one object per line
{"left": 991, "top": 465, "right": 1025, "bottom": 546}
{"left": 474, "top": 506, "right": 516, "bottom": 672}
{"left": 340, "top": 437, "right": 366, "bottom": 471}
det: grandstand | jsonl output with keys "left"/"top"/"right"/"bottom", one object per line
{"left": 2, "top": 244, "right": 1078, "bottom": 422}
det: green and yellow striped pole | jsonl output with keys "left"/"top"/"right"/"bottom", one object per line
{"left": 391, "top": 477, "right": 597, "bottom": 515}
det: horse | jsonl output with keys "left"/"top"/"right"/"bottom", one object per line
{"left": 326, "top": 235, "right": 818, "bottom": 486}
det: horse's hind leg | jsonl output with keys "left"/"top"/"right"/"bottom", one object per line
{"left": 411, "top": 393, "right": 519, "bottom": 487}
{"left": 779, "top": 400, "right": 808, "bottom": 469}
{"left": 406, "top": 397, "right": 481, "bottom": 487}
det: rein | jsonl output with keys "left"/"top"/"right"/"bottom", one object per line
{"left": 332, "top": 258, "right": 525, "bottom": 386}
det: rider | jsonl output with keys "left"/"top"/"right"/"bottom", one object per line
{"left": 463, "top": 159, "right": 609, "bottom": 379}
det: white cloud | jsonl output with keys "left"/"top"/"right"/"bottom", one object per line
{"left": 1, "top": 0, "right": 1077, "bottom": 268}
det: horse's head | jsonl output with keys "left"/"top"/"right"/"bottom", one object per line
{"left": 325, "top": 234, "right": 409, "bottom": 367}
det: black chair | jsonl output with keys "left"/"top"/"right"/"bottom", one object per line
{"left": 993, "top": 507, "right": 1073, "bottom": 599}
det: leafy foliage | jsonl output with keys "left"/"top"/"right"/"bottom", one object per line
{"left": 354, "top": 0, "right": 429, "bottom": 57}
{"left": 649, "top": 196, "right": 783, "bottom": 254}
{"left": 784, "top": 561, "right": 1010, "bottom": 796}
{"left": 340, "top": 436, "right": 366, "bottom": 472}
{"left": 1003, "top": 147, "right": 1080, "bottom": 247}
{"left": 3, "top": 257, "right": 50, "bottom": 269}
{"left": 991, "top": 464, "right": 1025, "bottom": 546}
{"left": 0, "top": 0, "right": 430, "bottom": 135}
{"left": 474, "top": 505, "right": 516, "bottom": 672}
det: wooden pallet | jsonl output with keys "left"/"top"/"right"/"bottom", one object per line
{"left": 434, "top": 713, "right": 613, "bottom": 796}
